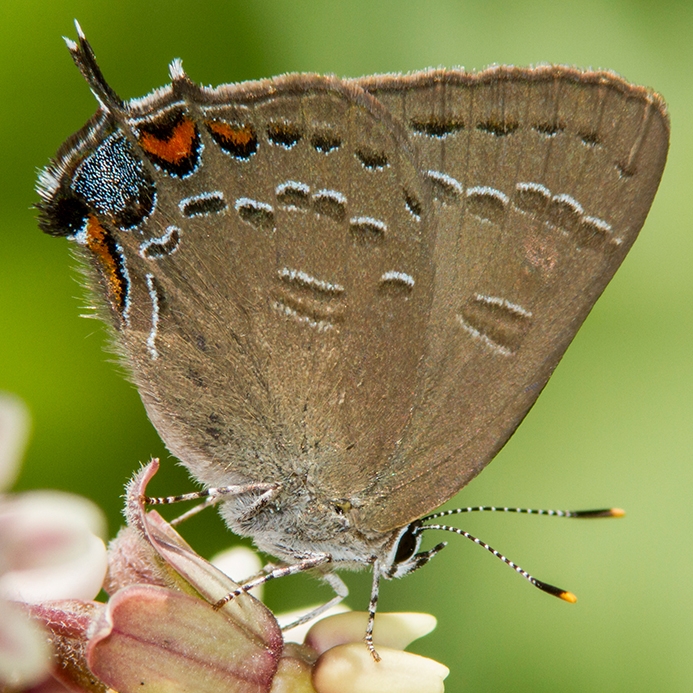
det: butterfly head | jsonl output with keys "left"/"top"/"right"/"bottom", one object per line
{"left": 382, "top": 521, "right": 447, "bottom": 580}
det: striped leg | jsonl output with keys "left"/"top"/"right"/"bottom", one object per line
{"left": 365, "top": 561, "right": 382, "bottom": 661}
{"left": 213, "top": 553, "right": 331, "bottom": 610}
{"left": 142, "top": 482, "right": 279, "bottom": 525}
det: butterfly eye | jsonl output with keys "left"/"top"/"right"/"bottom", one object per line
{"left": 394, "top": 523, "right": 420, "bottom": 564}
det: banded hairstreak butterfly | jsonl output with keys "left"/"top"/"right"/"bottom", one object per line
{"left": 37, "top": 22, "right": 668, "bottom": 656}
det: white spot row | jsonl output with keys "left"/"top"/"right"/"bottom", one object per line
{"left": 516, "top": 181, "right": 550, "bottom": 197}
{"left": 516, "top": 182, "right": 614, "bottom": 234}
{"left": 146, "top": 274, "right": 160, "bottom": 360}
{"left": 278, "top": 268, "right": 345, "bottom": 295}
{"left": 553, "top": 192, "right": 584, "bottom": 216}
{"left": 467, "top": 185, "right": 510, "bottom": 206}
{"left": 426, "top": 170, "right": 464, "bottom": 196}
{"left": 350, "top": 216, "right": 387, "bottom": 234}
{"left": 455, "top": 314, "right": 513, "bottom": 357}
{"left": 139, "top": 226, "right": 180, "bottom": 259}
{"left": 474, "top": 293, "right": 532, "bottom": 319}
{"left": 424, "top": 173, "right": 615, "bottom": 239}
{"left": 235, "top": 197, "right": 273, "bottom": 214}
{"left": 426, "top": 171, "right": 511, "bottom": 206}
{"left": 271, "top": 300, "right": 334, "bottom": 332}
{"left": 315, "top": 189, "right": 347, "bottom": 205}
{"left": 583, "top": 215, "right": 614, "bottom": 235}
{"left": 380, "top": 270, "right": 415, "bottom": 288}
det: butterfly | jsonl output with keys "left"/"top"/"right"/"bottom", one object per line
{"left": 38, "top": 23, "right": 668, "bottom": 656}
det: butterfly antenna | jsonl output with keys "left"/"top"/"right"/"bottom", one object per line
{"left": 418, "top": 522, "right": 578, "bottom": 603}
{"left": 64, "top": 20, "right": 123, "bottom": 112}
{"left": 421, "top": 506, "right": 625, "bottom": 521}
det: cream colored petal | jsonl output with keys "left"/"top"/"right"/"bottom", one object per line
{"left": 269, "top": 653, "right": 316, "bottom": 693}
{"left": 313, "top": 643, "right": 449, "bottom": 693}
{"left": 306, "top": 612, "right": 437, "bottom": 654}
{"left": 280, "top": 605, "right": 351, "bottom": 645}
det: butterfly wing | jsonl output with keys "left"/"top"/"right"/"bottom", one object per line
{"left": 39, "top": 60, "right": 438, "bottom": 503}
{"left": 353, "top": 68, "right": 669, "bottom": 531}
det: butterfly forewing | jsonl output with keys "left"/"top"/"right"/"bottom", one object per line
{"left": 50, "top": 74, "right": 437, "bottom": 499}
{"left": 354, "top": 68, "right": 668, "bottom": 531}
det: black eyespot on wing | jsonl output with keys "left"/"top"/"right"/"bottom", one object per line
{"left": 37, "top": 191, "right": 90, "bottom": 238}
{"left": 206, "top": 121, "right": 258, "bottom": 159}
{"left": 311, "top": 131, "right": 341, "bottom": 153}
{"left": 267, "top": 122, "right": 303, "bottom": 149}
{"left": 404, "top": 190, "right": 422, "bottom": 219}
{"left": 355, "top": 148, "right": 388, "bottom": 169}
{"left": 410, "top": 117, "right": 464, "bottom": 137}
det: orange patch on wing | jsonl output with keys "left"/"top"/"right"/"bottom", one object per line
{"left": 85, "top": 215, "right": 127, "bottom": 310}
{"left": 207, "top": 121, "right": 254, "bottom": 147}
{"left": 139, "top": 118, "right": 197, "bottom": 164}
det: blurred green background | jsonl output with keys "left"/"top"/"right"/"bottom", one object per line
{"left": 1, "top": 0, "right": 690, "bottom": 691}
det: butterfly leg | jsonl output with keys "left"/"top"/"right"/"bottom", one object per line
{"left": 213, "top": 552, "right": 331, "bottom": 609}
{"left": 142, "top": 482, "right": 279, "bottom": 525}
{"left": 278, "top": 571, "right": 349, "bottom": 631}
{"left": 365, "top": 560, "right": 382, "bottom": 661}
{"left": 143, "top": 482, "right": 278, "bottom": 506}
{"left": 238, "top": 485, "right": 282, "bottom": 522}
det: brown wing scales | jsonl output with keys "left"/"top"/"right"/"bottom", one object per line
{"left": 354, "top": 68, "right": 669, "bottom": 531}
